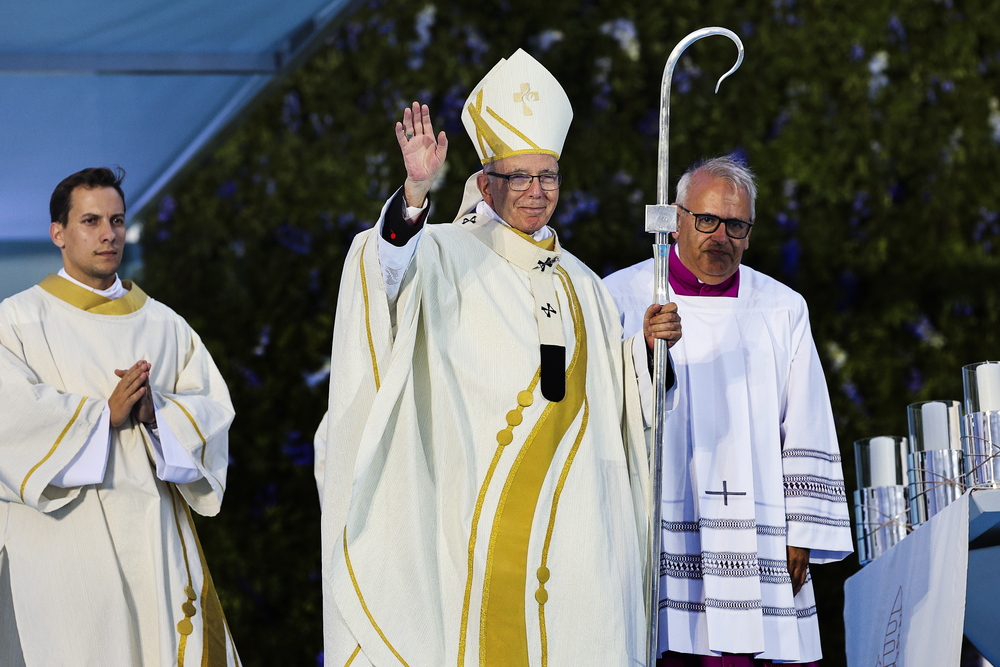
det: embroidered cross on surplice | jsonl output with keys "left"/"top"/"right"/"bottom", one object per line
{"left": 705, "top": 480, "right": 746, "bottom": 506}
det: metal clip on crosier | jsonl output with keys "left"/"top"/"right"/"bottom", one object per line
{"left": 644, "top": 27, "right": 744, "bottom": 667}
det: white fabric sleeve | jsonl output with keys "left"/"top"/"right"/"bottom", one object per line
{"left": 50, "top": 404, "right": 112, "bottom": 488}
{"left": 630, "top": 334, "right": 678, "bottom": 428}
{"left": 313, "top": 411, "right": 329, "bottom": 506}
{"left": 377, "top": 197, "right": 427, "bottom": 302}
{"left": 148, "top": 403, "right": 202, "bottom": 483}
{"left": 631, "top": 334, "right": 654, "bottom": 427}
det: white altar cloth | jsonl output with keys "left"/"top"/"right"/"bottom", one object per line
{"left": 843, "top": 491, "right": 970, "bottom": 665}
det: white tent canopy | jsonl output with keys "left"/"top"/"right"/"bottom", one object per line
{"left": 0, "top": 0, "right": 356, "bottom": 297}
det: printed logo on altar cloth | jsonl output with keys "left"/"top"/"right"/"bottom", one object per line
{"left": 875, "top": 587, "right": 903, "bottom": 667}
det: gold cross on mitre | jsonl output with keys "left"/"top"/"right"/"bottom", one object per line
{"left": 514, "top": 83, "right": 540, "bottom": 116}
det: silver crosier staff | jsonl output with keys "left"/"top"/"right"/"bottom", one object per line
{"left": 643, "top": 27, "right": 744, "bottom": 667}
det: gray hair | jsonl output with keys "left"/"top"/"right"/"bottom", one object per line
{"left": 676, "top": 154, "right": 757, "bottom": 219}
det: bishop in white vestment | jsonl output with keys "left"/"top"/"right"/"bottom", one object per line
{"left": 0, "top": 168, "right": 240, "bottom": 666}
{"left": 604, "top": 157, "right": 852, "bottom": 665}
{"left": 316, "top": 51, "right": 681, "bottom": 666}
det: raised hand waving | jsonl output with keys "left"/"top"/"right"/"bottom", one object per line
{"left": 395, "top": 102, "right": 448, "bottom": 208}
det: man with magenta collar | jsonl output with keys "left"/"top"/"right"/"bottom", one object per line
{"left": 605, "top": 156, "right": 853, "bottom": 666}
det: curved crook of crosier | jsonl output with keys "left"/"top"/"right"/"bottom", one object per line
{"left": 655, "top": 27, "right": 745, "bottom": 204}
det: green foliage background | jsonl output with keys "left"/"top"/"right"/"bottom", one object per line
{"left": 138, "top": 0, "right": 1000, "bottom": 664}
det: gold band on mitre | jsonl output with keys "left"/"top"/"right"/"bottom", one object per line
{"left": 461, "top": 49, "right": 573, "bottom": 165}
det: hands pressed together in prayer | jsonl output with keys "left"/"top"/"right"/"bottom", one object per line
{"left": 643, "top": 302, "right": 682, "bottom": 350}
{"left": 395, "top": 102, "right": 448, "bottom": 209}
{"left": 109, "top": 360, "right": 155, "bottom": 427}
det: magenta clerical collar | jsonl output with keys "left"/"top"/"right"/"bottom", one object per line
{"left": 668, "top": 244, "right": 740, "bottom": 297}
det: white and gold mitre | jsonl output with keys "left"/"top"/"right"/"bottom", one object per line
{"left": 461, "top": 49, "right": 573, "bottom": 165}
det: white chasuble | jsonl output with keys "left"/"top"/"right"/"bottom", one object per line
{"left": 319, "top": 205, "right": 649, "bottom": 667}
{"left": 604, "top": 260, "right": 853, "bottom": 662}
{"left": 0, "top": 275, "right": 239, "bottom": 667}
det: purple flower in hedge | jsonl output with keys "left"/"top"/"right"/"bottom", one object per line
{"left": 251, "top": 484, "right": 278, "bottom": 519}
{"left": 374, "top": 17, "right": 396, "bottom": 45}
{"left": 408, "top": 6, "right": 435, "bottom": 69}
{"left": 555, "top": 190, "right": 599, "bottom": 231}
{"left": 842, "top": 380, "right": 863, "bottom": 406}
{"left": 253, "top": 326, "right": 271, "bottom": 357}
{"left": 242, "top": 366, "right": 262, "bottom": 388}
{"left": 275, "top": 224, "right": 313, "bottom": 255}
{"left": 534, "top": 30, "right": 564, "bottom": 53}
{"left": 888, "top": 183, "right": 903, "bottom": 204}
{"left": 217, "top": 180, "right": 237, "bottom": 199}
{"left": 674, "top": 69, "right": 693, "bottom": 95}
{"left": 907, "top": 368, "right": 924, "bottom": 394}
{"left": 465, "top": 27, "right": 488, "bottom": 65}
{"left": 303, "top": 359, "right": 331, "bottom": 388}
{"left": 613, "top": 170, "right": 633, "bottom": 186}
{"left": 309, "top": 268, "right": 321, "bottom": 296}
{"left": 439, "top": 84, "right": 467, "bottom": 134}
{"left": 953, "top": 301, "right": 973, "bottom": 317}
{"left": 776, "top": 212, "right": 797, "bottom": 232}
{"left": 768, "top": 110, "right": 791, "bottom": 139}
{"left": 852, "top": 191, "right": 869, "bottom": 211}
{"left": 600, "top": 18, "right": 640, "bottom": 61}
{"left": 157, "top": 195, "right": 176, "bottom": 222}
{"left": 850, "top": 191, "right": 870, "bottom": 226}
{"left": 888, "top": 15, "right": 907, "bottom": 46}
{"left": 850, "top": 43, "right": 865, "bottom": 62}
{"left": 673, "top": 57, "right": 701, "bottom": 96}
{"left": 837, "top": 271, "right": 858, "bottom": 311}
{"left": 973, "top": 209, "right": 999, "bottom": 249}
{"left": 780, "top": 238, "right": 800, "bottom": 277}
{"left": 868, "top": 51, "right": 889, "bottom": 98}
{"left": 341, "top": 21, "right": 363, "bottom": 51}
{"left": 638, "top": 109, "right": 658, "bottom": 137}
{"left": 282, "top": 431, "right": 314, "bottom": 467}
{"left": 741, "top": 21, "right": 755, "bottom": 38}
{"left": 282, "top": 91, "right": 302, "bottom": 133}
{"left": 907, "top": 315, "right": 945, "bottom": 348}
{"left": 310, "top": 112, "right": 325, "bottom": 136}
{"left": 336, "top": 212, "right": 357, "bottom": 230}
{"left": 414, "top": 5, "right": 434, "bottom": 43}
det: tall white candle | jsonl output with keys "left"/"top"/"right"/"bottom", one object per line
{"left": 869, "top": 436, "right": 898, "bottom": 487}
{"left": 921, "top": 401, "right": 950, "bottom": 450}
{"left": 977, "top": 363, "right": 1000, "bottom": 412}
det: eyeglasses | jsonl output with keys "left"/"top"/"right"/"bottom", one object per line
{"left": 677, "top": 204, "right": 754, "bottom": 240}
{"left": 486, "top": 172, "right": 563, "bottom": 191}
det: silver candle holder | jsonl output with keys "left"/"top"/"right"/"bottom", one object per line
{"left": 962, "top": 361, "right": 1000, "bottom": 489}
{"left": 906, "top": 400, "right": 965, "bottom": 526}
{"left": 853, "top": 436, "right": 910, "bottom": 565}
